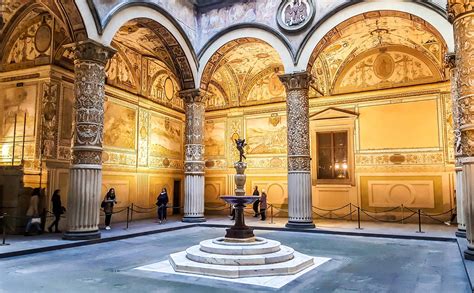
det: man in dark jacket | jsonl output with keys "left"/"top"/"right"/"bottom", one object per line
{"left": 48, "top": 189, "right": 64, "bottom": 233}
{"left": 157, "top": 188, "right": 169, "bottom": 224}
{"left": 252, "top": 186, "right": 260, "bottom": 217}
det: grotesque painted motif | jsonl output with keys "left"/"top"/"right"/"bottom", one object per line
{"left": 202, "top": 39, "right": 286, "bottom": 109}
{"left": 309, "top": 12, "right": 447, "bottom": 96}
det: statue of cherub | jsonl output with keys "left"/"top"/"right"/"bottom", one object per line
{"left": 235, "top": 138, "right": 247, "bottom": 162}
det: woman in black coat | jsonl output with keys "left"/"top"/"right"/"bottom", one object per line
{"left": 156, "top": 188, "right": 169, "bottom": 224}
{"left": 48, "top": 190, "right": 64, "bottom": 233}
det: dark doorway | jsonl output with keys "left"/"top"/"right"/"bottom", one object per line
{"left": 173, "top": 180, "right": 181, "bottom": 215}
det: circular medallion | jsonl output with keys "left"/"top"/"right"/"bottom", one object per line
{"left": 373, "top": 53, "right": 395, "bottom": 80}
{"left": 277, "top": 0, "right": 315, "bottom": 32}
{"left": 34, "top": 24, "right": 52, "bottom": 53}
{"left": 164, "top": 78, "right": 174, "bottom": 101}
{"left": 163, "top": 158, "right": 170, "bottom": 167}
{"left": 268, "top": 73, "right": 285, "bottom": 96}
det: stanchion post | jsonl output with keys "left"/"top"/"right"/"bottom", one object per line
{"left": 416, "top": 209, "right": 424, "bottom": 233}
{"left": 270, "top": 205, "right": 274, "bottom": 224}
{"left": 126, "top": 206, "right": 130, "bottom": 230}
{"left": 349, "top": 203, "right": 352, "bottom": 221}
{"left": 356, "top": 207, "right": 362, "bottom": 230}
{"left": 1, "top": 213, "right": 9, "bottom": 246}
{"left": 130, "top": 203, "right": 134, "bottom": 223}
{"left": 401, "top": 204, "right": 404, "bottom": 224}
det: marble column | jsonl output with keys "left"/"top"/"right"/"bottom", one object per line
{"left": 279, "top": 72, "right": 315, "bottom": 229}
{"left": 448, "top": 1, "right": 474, "bottom": 258}
{"left": 446, "top": 52, "right": 467, "bottom": 238}
{"left": 180, "top": 89, "right": 206, "bottom": 222}
{"left": 63, "top": 40, "right": 115, "bottom": 240}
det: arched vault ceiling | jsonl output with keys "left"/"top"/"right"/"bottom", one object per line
{"left": 203, "top": 39, "right": 285, "bottom": 110}
{"left": 308, "top": 11, "right": 448, "bottom": 96}
{"left": 111, "top": 18, "right": 194, "bottom": 90}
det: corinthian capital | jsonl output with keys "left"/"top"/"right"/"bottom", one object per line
{"left": 179, "top": 89, "right": 207, "bottom": 104}
{"left": 448, "top": 0, "right": 474, "bottom": 22}
{"left": 65, "top": 39, "right": 116, "bottom": 65}
{"left": 278, "top": 71, "right": 312, "bottom": 91}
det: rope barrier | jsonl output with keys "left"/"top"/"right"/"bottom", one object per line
{"left": 312, "top": 203, "right": 351, "bottom": 212}
{"left": 360, "top": 209, "right": 417, "bottom": 223}
{"left": 313, "top": 210, "right": 357, "bottom": 220}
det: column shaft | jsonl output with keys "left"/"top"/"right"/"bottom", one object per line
{"left": 63, "top": 40, "right": 115, "bottom": 240}
{"left": 446, "top": 52, "right": 467, "bottom": 237}
{"left": 279, "top": 72, "right": 314, "bottom": 228}
{"left": 181, "top": 90, "right": 206, "bottom": 222}
{"left": 448, "top": 1, "right": 474, "bottom": 258}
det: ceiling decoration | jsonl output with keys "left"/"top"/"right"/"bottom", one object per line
{"left": 201, "top": 38, "right": 285, "bottom": 110}
{"left": 308, "top": 11, "right": 448, "bottom": 96}
{"left": 0, "top": 0, "right": 86, "bottom": 71}
{"left": 112, "top": 18, "right": 194, "bottom": 90}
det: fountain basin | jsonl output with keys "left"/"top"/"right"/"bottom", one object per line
{"left": 220, "top": 195, "right": 260, "bottom": 205}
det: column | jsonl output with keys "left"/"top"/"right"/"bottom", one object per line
{"left": 279, "top": 72, "right": 315, "bottom": 228}
{"left": 180, "top": 89, "right": 206, "bottom": 222}
{"left": 446, "top": 52, "right": 466, "bottom": 238}
{"left": 63, "top": 40, "right": 115, "bottom": 240}
{"left": 448, "top": 1, "right": 474, "bottom": 259}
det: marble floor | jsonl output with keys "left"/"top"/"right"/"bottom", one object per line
{"left": 0, "top": 227, "right": 469, "bottom": 292}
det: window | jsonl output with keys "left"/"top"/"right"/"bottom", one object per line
{"left": 316, "top": 131, "right": 349, "bottom": 182}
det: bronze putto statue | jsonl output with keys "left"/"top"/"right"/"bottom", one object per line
{"left": 235, "top": 138, "right": 247, "bottom": 162}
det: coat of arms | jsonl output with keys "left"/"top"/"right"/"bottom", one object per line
{"left": 277, "top": 0, "right": 315, "bottom": 32}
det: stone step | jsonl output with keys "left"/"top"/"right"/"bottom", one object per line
{"left": 169, "top": 250, "right": 314, "bottom": 278}
{"left": 199, "top": 238, "right": 281, "bottom": 255}
{"left": 186, "top": 244, "right": 295, "bottom": 265}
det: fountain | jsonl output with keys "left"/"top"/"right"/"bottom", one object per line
{"left": 166, "top": 138, "right": 318, "bottom": 278}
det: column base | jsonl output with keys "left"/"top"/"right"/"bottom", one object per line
{"left": 456, "top": 229, "right": 467, "bottom": 238}
{"left": 62, "top": 230, "right": 101, "bottom": 240}
{"left": 465, "top": 247, "right": 474, "bottom": 261}
{"left": 182, "top": 216, "right": 206, "bottom": 223}
{"left": 286, "top": 221, "right": 315, "bottom": 229}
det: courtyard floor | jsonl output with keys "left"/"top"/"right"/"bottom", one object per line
{"left": 0, "top": 225, "right": 469, "bottom": 292}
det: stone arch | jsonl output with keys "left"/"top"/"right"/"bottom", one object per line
{"left": 297, "top": 1, "right": 454, "bottom": 71}
{"left": 199, "top": 37, "right": 287, "bottom": 109}
{"left": 198, "top": 25, "right": 295, "bottom": 84}
{"left": 76, "top": 3, "right": 198, "bottom": 89}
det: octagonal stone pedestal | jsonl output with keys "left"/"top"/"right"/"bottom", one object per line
{"left": 169, "top": 237, "right": 314, "bottom": 278}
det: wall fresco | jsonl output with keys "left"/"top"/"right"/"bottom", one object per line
{"left": 103, "top": 101, "right": 137, "bottom": 150}
{"left": 0, "top": 84, "right": 37, "bottom": 138}
{"left": 149, "top": 114, "right": 182, "bottom": 159}
{"left": 246, "top": 114, "right": 287, "bottom": 155}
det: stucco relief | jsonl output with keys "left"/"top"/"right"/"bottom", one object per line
{"left": 355, "top": 152, "right": 444, "bottom": 166}
{"left": 279, "top": 72, "right": 311, "bottom": 172}
{"left": 453, "top": 14, "right": 474, "bottom": 157}
{"left": 41, "top": 82, "right": 59, "bottom": 159}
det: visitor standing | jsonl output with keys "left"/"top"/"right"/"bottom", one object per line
{"left": 25, "top": 188, "right": 42, "bottom": 235}
{"left": 252, "top": 186, "right": 260, "bottom": 217}
{"left": 157, "top": 188, "right": 169, "bottom": 224}
{"left": 260, "top": 190, "right": 267, "bottom": 221}
{"left": 48, "top": 189, "right": 64, "bottom": 233}
{"left": 101, "top": 188, "right": 117, "bottom": 230}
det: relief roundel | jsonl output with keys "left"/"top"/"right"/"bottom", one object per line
{"left": 277, "top": 0, "right": 315, "bottom": 32}
{"left": 34, "top": 24, "right": 52, "bottom": 53}
{"left": 373, "top": 53, "right": 395, "bottom": 80}
{"left": 164, "top": 77, "right": 175, "bottom": 101}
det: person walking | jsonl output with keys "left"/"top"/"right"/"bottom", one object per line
{"left": 101, "top": 188, "right": 117, "bottom": 230}
{"left": 156, "top": 188, "right": 169, "bottom": 224}
{"left": 252, "top": 186, "right": 260, "bottom": 217}
{"left": 48, "top": 189, "right": 64, "bottom": 233}
{"left": 25, "top": 188, "right": 42, "bottom": 236}
{"left": 260, "top": 190, "right": 267, "bottom": 221}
